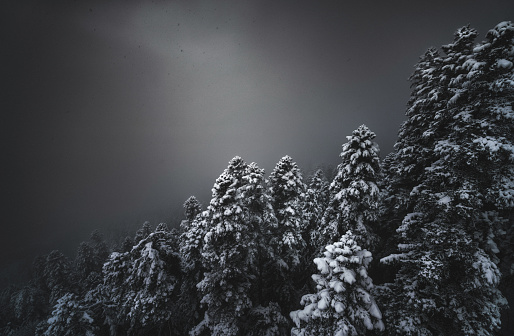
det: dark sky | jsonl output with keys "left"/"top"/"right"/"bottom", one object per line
{"left": 2, "top": 0, "right": 513, "bottom": 274}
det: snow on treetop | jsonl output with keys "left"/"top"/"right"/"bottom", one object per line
{"left": 487, "top": 21, "right": 514, "bottom": 39}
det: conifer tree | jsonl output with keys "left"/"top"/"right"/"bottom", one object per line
{"left": 102, "top": 224, "right": 180, "bottom": 334}
{"left": 303, "top": 169, "right": 330, "bottom": 257}
{"left": 381, "top": 47, "right": 444, "bottom": 240}
{"left": 183, "top": 196, "right": 203, "bottom": 226}
{"left": 194, "top": 157, "right": 259, "bottom": 336}
{"left": 268, "top": 156, "right": 307, "bottom": 266}
{"left": 177, "top": 197, "right": 206, "bottom": 334}
{"left": 379, "top": 23, "right": 511, "bottom": 335}
{"left": 240, "top": 162, "right": 288, "bottom": 335}
{"left": 266, "top": 155, "right": 307, "bottom": 314}
{"left": 290, "top": 230, "right": 384, "bottom": 336}
{"left": 321, "top": 125, "right": 381, "bottom": 250}
{"left": 43, "top": 293, "right": 96, "bottom": 336}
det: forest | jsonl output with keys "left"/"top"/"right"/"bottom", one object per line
{"left": 1, "top": 21, "right": 513, "bottom": 336}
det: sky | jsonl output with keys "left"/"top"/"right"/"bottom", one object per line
{"left": 2, "top": 0, "right": 514, "bottom": 279}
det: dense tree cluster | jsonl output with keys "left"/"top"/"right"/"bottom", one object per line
{"left": 1, "top": 21, "right": 512, "bottom": 335}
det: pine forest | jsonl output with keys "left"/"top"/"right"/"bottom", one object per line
{"left": 1, "top": 21, "right": 513, "bottom": 336}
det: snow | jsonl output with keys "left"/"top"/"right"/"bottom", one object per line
{"left": 314, "top": 257, "right": 330, "bottom": 274}
{"left": 497, "top": 59, "right": 513, "bottom": 69}
{"left": 437, "top": 195, "right": 451, "bottom": 205}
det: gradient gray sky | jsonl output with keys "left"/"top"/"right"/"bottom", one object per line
{"left": 2, "top": 0, "right": 513, "bottom": 272}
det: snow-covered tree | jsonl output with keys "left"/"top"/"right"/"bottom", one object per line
{"left": 268, "top": 156, "right": 307, "bottom": 250}
{"left": 266, "top": 155, "right": 308, "bottom": 314}
{"left": 380, "top": 209, "right": 507, "bottom": 335}
{"left": 291, "top": 230, "right": 384, "bottom": 336}
{"left": 379, "top": 23, "right": 513, "bottom": 335}
{"left": 176, "top": 197, "right": 208, "bottom": 334}
{"left": 183, "top": 196, "right": 203, "bottom": 228}
{"left": 43, "top": 293, "right": 96, "bottom": 336}
{"left": 303, "top": 169, "right": 330, "bottom": 256}
{"left": 380, "top": 47, "right": 444, "bottom": 249}
{"left": 268, "top": 156, "right": 307, "bottom": 266}
{"left": 194, "top": 156, "right": 259, "bottom": 336}
{"left": 241, "top": 162, "right": 292, "bottom": 335}
{"left": 239, "top": 162, "right": 277, "bottom": 302}
{"left": 102, "top": 225, "right": 180, "bottom": 334}
{"left": 321, "top": 125, "right": 381, "bottom": 250}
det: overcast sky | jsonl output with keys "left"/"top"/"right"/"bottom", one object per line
{"left": 2, "top": 0, "right": 513, "bottom": 274}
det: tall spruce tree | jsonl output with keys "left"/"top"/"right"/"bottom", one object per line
{"left": 268, "top": 155, "right": 307, "bottom": 268}
{"left": 303, "top": 169, "right": 330, "bottom": 258}
{"left": 182, "top": 196, "right": 203, "bottom": 231}
{"left": 379, "top": 23, "right": 511, "bottom": 335}
{"left": 194, "top": 157, "right": 259, "bottom": 336}
{"left": 177, "top": 196, "right": 206, "bottom": 334}
{"left": 267, "top": 155, "right": 307, "bottom": 315}
{"left": 240, "top": 162, "right": 289, "bottom": 336}
{"left": 321, "top": 125, "right": 381, "bottom": 250}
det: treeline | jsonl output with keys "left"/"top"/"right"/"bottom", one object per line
{"left": 1, "top": 21, "right": 513, "bottom": 336}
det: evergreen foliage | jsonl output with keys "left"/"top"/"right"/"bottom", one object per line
{"left": 379, "top": 22, "right": 513, "bottom": 335}
{"left": 1, "top": 20, "right": 513, "bottom": 336}
{"left": 321, "top": 125, "right": 381, "bottom": 250}
{"left": 303, "top": 169, "right": 330, "bottom": 258}
{"left": 43, "top": 293, "right": 96, "bottom": 336}
{"left": 266, "top": 156, "right": 308, "bottom": 316}
{"left": 291, "top": 230, "right": 384, "bottom": 336}
{"left": 102, "top": 226, "right": 181, "bottom": 334}
{"left": 194, "top": 157, "right": 259, "bottom": 336}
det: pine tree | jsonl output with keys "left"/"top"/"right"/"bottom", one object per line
{"left": 321, "top": 125, "right": 381, "bottom": 250}
{"left": 194, "top": 157, "right": 259, "bottom": 336}
{"left": 445, "top": 21, "right": 514, "bottom": 333}
{"left": 290, "top": 230, "right": 384, "bottom": 336}
{"left": 267, "top": 156, "right": 307, "bottom": 268}
{"left": 102, "top": 225, "right": 180, "bottom": 334}
{"left": 381, "top": 47, "right": 444, "bottom": 243}
{"left": 43, "top": 293, "right": 96, "bottom": 336}
{"left": 176, "top": 197, "right": 206, "bottom": 334}
{"left": 266, "top": 155, "right": 308, "bottom": 315}
{"left": 379, "top": 23, "right": 511, "bottom": 335}
{"left": 303, "top": 169, "right": 330, "bottom": 257}
{"left": 240, "top": 162, "right": 289, "bottom": 335}
{"left": 183, "top": 196, "right": 203, "bottom": 228}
